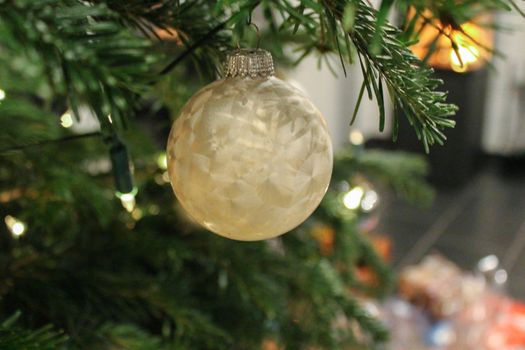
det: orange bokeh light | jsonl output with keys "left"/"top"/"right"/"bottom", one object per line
{"left": 410, "top": 12, "right": 493, "bottom": 73}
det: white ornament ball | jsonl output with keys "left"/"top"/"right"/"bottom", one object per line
{"left": 167, "top": 50, "right": 333, "bottom": 241}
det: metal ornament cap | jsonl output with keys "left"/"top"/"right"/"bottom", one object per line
{"left": 224, "top": 48, "right": 275, "bottom": 79}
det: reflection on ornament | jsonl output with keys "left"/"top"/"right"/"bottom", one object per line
{"left": 116, "top": 188, "right": 138, "bottom": 213}
{"left": 167, "top": 49, "right": 333, "bottom": 241}
{"left": 60, "top": 110, "right": 74, "bottom": 128}
{"left": 0, "top": 89, "right": 5, "bottom": 101}
{"left": 5, "top": 215, "right": 26, "bottom": 237}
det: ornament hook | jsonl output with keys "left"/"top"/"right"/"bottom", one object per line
{"left": 234, "top": 21, "right": 261, "bottom": 49}
{"left": 249, "top": 22, "right": 261, "bottom": 49}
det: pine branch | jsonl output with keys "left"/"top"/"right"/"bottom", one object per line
{"left": 0, "top": 0, "right": 158, "bottom": 132}
{"left": 333, "top": 148, "right": 434, "bottom": 204}
{"left": 0, "top": 312, "right": 67, "bottom": 350}
{"left": 0, "top": 132, "right": 101, "bottom": 155}
{"left": 160, "top": 20, "right": 228, "bottom": 76}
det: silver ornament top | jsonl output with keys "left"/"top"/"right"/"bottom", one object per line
{"left": 224, "top": 48, "right": 275, "bottom": 79}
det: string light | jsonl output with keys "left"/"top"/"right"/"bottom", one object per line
{"left": 477, "top": 254, "right": 499, "bottom": 273}
{"left": 60, "top": 111, "right": 74, "bottom": 128}
{"left": 116, "top": 187, "right": 138, "bottom": 213}
{"left": 343, "top": 186, "right": 364, "bottom": 210}
{"left": 494, "top": 269, "right": 508, "bottom": 285}
{"left": 349, "top": 130, "right": 364, "bottom": 145}
{"left": 149, "top": 205, "right": 160, "bottom": 215}
{"left": 5, "top": 215, "right": 26, "bottom": 237}
{"left": 156, "top": 152, "right": 168, "bottom": 170}
{"left": 131, "top": 208, "right": 143, "bottom": 221}
{"left": 361, "top": 190, "right": 378, "bottom": 212}
{"left": 450, "top": 42, "right": 480, "bottom": 73}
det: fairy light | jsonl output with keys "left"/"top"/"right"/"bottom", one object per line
{"left": 149, "top": 205, "right": 160, "bottom": 215}
{"left": 450, "top": 42, "right": 480, "bottom": 73}
{"left": 0, "top": 89, "right": 5, "bottom": 101}
{"left": 360, "top": 190, "right": 378, "bottom": 212}
{"left": 477, "top": 254, "right": 499, "bottom": 273}
{"left": 5, "top": 215, "right": 26, "bottom": 237}
{"left": 409, "top": 10, "right": 492, "bottom": 73}
{"left": 116, "top": 187, "right": 138, "bottom": 213}
{"left": 494, "top": 269, "right": 508, "bottom": 285}
{"left": 131, "top": 208, "right": 143, "bottom": 221}
{"left": 108, "top": 114, "right": 113, "bottom": 124}
{"left": 343, "top": 186, "right": 364, "bottom": 210}
{"left": 60, "top": 111, "right": 74, "bottom": 128}
{"left": 349, "top": 130, "right": 364, "bottom": 145}
{"left": 157, "top": 152, "right": 168, "bottom": 170}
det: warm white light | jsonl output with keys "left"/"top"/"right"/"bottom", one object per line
{"left": 487, "top": 333, "right": 505, "bottom": 348}
{"left": 361, "top": 190, "right": 378, "bottom": 212}
{"left": 450, "top": 44, "right": 480, "bottom": 73}
{"left": 343, "top": 187, "right": 364, "bottom": 210}
{"left": 5, "top": 215, "right": 26, "bottom": 237}
{"left": 131, "top": 208, "right": 143, "bottom": 221}
{"left": 477, "top": 254, "right": 499, "bottom": 273}
{"left": 116, "top": 189, "right": 138, "bottom": 213}
{"left": 149, "top": 205, "right": 160, "bottom": 215}
{"left": 0, "top": 89, "right": 5, "bottom": 101}
{"left": 119, "top": 193, "right": 136, "bottom": 212}
{"left": 108, "top": 114, "right": 113, "bottom": 124}
{"left": 60, "top": 111, "right": 74, "bottom": 128}
{"left": 494, "top": 269, "right": 508, "bottom": 285}
{"left": 349, "top": 130, "right": 364, "bottom": 145}
{"left": 157, "top": 152, "right": 168, "bottom": 170}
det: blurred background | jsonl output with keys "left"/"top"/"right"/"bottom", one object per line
{"left": 289, "top": 4, "right": 525, "bottom": 299}
{"left": 1, "top": 1, "right": 525, "bottom": 349}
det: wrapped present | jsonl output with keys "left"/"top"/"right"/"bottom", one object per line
{"left": 399, "top": 254, "right": 485, "bottom": 318}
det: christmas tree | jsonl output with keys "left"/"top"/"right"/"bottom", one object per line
{"left": 0, "top": 1, "right": 522, "bottom": 349}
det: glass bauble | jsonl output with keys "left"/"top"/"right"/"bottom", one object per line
{"left": 167, "top": 49, "right": 333, "bottom": 241}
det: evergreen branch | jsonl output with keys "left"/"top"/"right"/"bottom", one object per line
{"left": 160, "top": 20, "right": 228, "bottom": 76}
{"left": 341, "top": 1, "right": 458, "bottom": 151}
{"left": 261, "top": 0, "right": 458, "bottom": 151}
{"left": 0, "top": 312, "right": 67, "bottom": 350}
{"left": 334, "top": 148, "right": 435, "bottom": 204}
{"left": 0, "top": 0, "right": 158, "bottom": 131}
{"left": 0, "top": 132, "right": 101, "bottom": 155}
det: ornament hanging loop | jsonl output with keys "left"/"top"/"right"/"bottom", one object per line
{"left": 249, "top": 22, "right": 261, "bottom": 49}
{"left": 234, "top": 21, "right": 261, "bottom": 49}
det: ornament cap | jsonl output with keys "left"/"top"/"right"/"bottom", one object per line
{"left": 224, "top": 48, "right": 274, "bottom": 79}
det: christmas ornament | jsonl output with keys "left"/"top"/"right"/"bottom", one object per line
{"left": 167, "top": 48, "right": 333, "bottom": 241}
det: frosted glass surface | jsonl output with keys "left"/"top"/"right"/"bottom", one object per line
{"left": 167, "top": 76, "right": 333, "bottom": 241}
